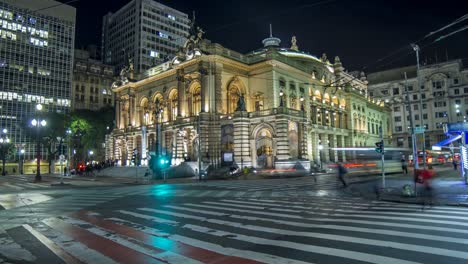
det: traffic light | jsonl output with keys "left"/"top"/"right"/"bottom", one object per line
{"left": 158, "top": 155, "right": 170, "bottom": 169}
{"left": 375, "top": 141, "right": 384, "bottom": 153}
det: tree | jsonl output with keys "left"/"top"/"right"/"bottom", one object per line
{"left": 41, "top": 111, "right": 67, "bottom": 173}
{"left": 68, "top": 107, "right": 114, "bottom": 163}
{"left": 0, "top": 142, "right": 15, "bottom": 175}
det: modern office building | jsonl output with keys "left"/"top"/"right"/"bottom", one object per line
{"left": 107, "top": 26, "right": 391, "bottom": 170}
{"left": 368, "top": 59, "right": 468, "bottom": 149}
{"left": 72, "top": 49, "right": 114, "bottom": 111}
{"left": 0, "top": 0, "right": 76, "bottom": 161}
{"left": 102, "top": 0, "right": 190, "bottom": 74}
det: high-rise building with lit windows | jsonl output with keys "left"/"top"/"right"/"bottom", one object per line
{"left": 0, "top": 0, "right": 75, "bottom": 161}
{"left": 102, "top": 0, "right": 190, "bottom": 74}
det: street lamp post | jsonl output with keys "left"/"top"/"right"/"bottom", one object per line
{"left": 20, "top": 149, "right": 25, "bottom": 174}
{"left": 56, "top": 136, "right": 63, "bottom": 184}
{"left": 66, "top": 129, "right": 72, "bottom": 176}
{"left": 0, "top": 129, "right": 10, "bottom": 176}
{"left": 318, "top": 144, "right": 324, "bottom": 170}
{"left": 411, "top": 44, "right": 426, "bottom": 169}
{"left": 32, "top": 104, "right": 46, "bottom": 182}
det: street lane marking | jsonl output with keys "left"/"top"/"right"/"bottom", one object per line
{"left": 117, "top": 210, "right": 309, "bottom": 264}
{"left": 22, "top": 224, "right": 84, "bottom": 264}
{"left": 160, "top": 205, "right": 468, "bottom": 259}
{"left": 136, "top": 208, "right": 419, "bottom": 264}
{"left": 166, "top": 205, "right": 468, "bottom": 245}
{"left": 183, "top": 203, "right": 468, "bottom": 234}
{"left": 117, "top": 210, "right": 179, "bottom": 225}
{"left": 73, "top": 211, "right": 263, "bottom": 264}
{"left": 42, "top": 218, "right": 166, "bottom": 264}
{"left": 4, "top": 183, "right": 23, "bottom": 190}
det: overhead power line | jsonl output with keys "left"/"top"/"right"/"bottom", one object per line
{"left": 32, "top": 0, "right": 79, "bottom": 13}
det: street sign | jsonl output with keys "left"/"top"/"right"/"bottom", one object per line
{"left": 414, "top": 127, "right": 425, "bottom": 134}
{"left": 59, "top": 154, "right": 65, "bottom": 161}
{"left": 447, "top": 122, "right": 468, "bottom": 133}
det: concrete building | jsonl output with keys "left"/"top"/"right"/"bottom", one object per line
{"left": 72, "top": 49, "right": 114, "bottom": 111}
{"left": 107, "top": 26, "right": 391, "bottom": 171}
{"left": 368, "top": 59, "right": 468, "bottom": 149}
{"left": 0, "top": 0, "right": 76, "bottom": 160}
{"left": 102, "top": 0, "right": 190, "bottom": 74}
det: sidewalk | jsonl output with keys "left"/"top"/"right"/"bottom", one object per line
{"left": 348, "top": 165, "right": 468, "bottom": 206}
{"left": 7, "top": 174, "right": 132, "bottom": 187}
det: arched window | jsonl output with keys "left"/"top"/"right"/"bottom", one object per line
{"left": 140, "top": 98, "right": 149, "bottom": 126}
{"left": 324, "top": 93, "right": 331, "bottom": 104}
{"left": 168, "top": 89, "right": 178, "bottom": 121}
{"left": 314, "top": 90, "right": 322, "bottom": 101}
{"left": 153, "top": 94, "right": 164, "bottom": 124}
{"left": 191, "top": 86, "right": 201, "bottom": 115}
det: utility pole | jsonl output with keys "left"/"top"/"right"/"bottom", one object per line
{"left": 405, "top": 72, "right": 418, "bottom": 169}
{"left": 405, "top": 72, "right": 418, "bottom": 194}
{"left": 412, "top": 44, "right": 427, "bottom": 169}
{"left": 379, "top": 126, "right": 385, "bottom": 188}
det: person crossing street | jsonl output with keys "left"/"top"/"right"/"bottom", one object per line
{"left": 337, "top": 162, "right": 348, "bottom": 188}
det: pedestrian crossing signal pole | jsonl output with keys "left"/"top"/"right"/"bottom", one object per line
{"left": 376, "top": 126, "right": 385, "bottom": 188}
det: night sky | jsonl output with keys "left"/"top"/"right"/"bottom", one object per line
{"left": 61, "top": 0, "right": 468, "bottom": 72}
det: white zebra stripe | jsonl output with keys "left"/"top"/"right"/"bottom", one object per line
{"left": 107, "top": 213, "right": 312, "bottom": 264}
{"left": 166, "top": 205, "right": 468, "bottom": 245}
{"left": 134, "top": 208, "right": 419, "bottom": 264}
{"left": 183, "top": 203, "right": 468, "bottom": 234}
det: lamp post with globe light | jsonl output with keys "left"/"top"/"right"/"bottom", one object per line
{"left": 318, "top": 144, "right": 324, "bottom": 170}
{"left": 31, "top": 104, "right": 47, "bottom": 182}
{"left": 20, "top": 149, "right": 25, "bottom": 174}
{"left": 0, "top": 128, "right": 11, "bottom": 176}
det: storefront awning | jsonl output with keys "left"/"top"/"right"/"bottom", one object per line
{"left": 432, "top": 134, "right": 462, "bottom": 149}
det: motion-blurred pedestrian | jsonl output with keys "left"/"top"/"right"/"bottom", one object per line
{"left": 421, "top": 168, "right": 435, "bottom": 210}
{"left": 401, "top": 158, "right": 408, "bottom": 175}
{"left": 337, "top": 162, "right": 348, "bottom": 187}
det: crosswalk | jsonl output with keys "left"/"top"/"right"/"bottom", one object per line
{"left": 3, "top": 196, "right": 468, "bottom": 263}
{"left": 184, "top": 174, "right": 394, "bottom": 191}
{"left": 0, "top": 175, "right": 51, "bottom": 191}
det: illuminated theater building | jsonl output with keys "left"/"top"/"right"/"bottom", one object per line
{"left": 107, "top": 27, "right": 392, "bottom": 171}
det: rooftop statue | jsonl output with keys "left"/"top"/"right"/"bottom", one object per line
{"left": 172, "top": 13, "right": 204, "bottom": 66}
{"left": 112, "top": 58, "right": 134, "bottom": 88}
{"left": 290, "top": 36, "right": 299, "bottom": 51}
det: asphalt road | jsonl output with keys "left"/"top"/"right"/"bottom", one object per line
{"left": 1, "top": 175, "right": 467, "bottom": 264}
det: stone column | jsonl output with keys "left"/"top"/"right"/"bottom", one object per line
{"left": 128, "top": 95, "right": 134, "bottom": 127}
{"left": 177, "top": 70, "right": 185, "bottom": 117}
{"left": 312, "top": 132, "right": 320, "bottom": 165}
{"left": 275, "top": 116, "right": 290, "bottom": 160}
{"left": 200, "top": 64, "right": 209, "bottom": 113}
{"left": 175, "top": 128, "right": 185, "bottom": 162}
{"left": 331, "top": 135, "right": 338, "bottom": 162}
{"left": 126, "top": 135, "right": 134, "bottom": 166}
{"left": 233, "top": 111, "right": 251, "bottom": 167}
{"left": 300, "top": 122, "right": 308, "bottom": 159}
{"left": 214, "top": 63, "right": 223, "bottom": 114}
{"left": 116, "top": 99, "right": 121, "bottom": 129}
{"left": 322, "top": 134, "right": 330, "bottom": 162}
{"left": 307, "top": 129, "right": 313, "bottom": 161}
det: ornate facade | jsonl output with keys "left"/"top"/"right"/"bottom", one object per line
{"left": 368, "top": 60, "right": 468, "bottom": 149}
{"left": 108, "top": 29, "right": 391, "bottom": 170}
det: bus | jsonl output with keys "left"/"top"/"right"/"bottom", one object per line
{"left": 330, "top": 147, "right": 411, "bottom": 175}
